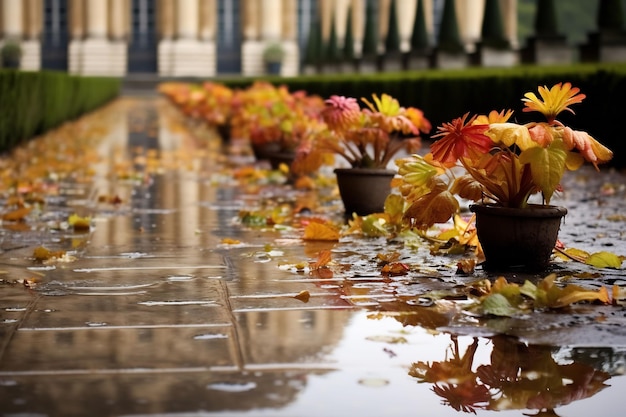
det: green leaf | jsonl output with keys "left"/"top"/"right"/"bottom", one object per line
{"left": 481, "top": 293, "right": 519, "bottom": 317}
{"left": 520, "top": 280, "right": 538, "bottom": 300}
{"left": 586, "top": 251, "right": 624, "bottom": 269}
{"left": 519, "top": 139, "right": 568, "bottom": 203}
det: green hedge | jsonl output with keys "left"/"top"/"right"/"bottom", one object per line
{"left": 220, "top": 62, "right": 626, "bottom": 167}
{"left": 0, "top": 70, "right": 121, "bottom": 151}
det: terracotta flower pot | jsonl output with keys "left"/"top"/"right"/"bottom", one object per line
{"left": 470, "top": 204, "right": 568, "bottom": 271}
{"left": 334, "top": 168, "right": 395, "bottom": 216}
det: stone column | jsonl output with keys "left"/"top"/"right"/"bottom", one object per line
{"left": 397, "top": 0, "right": 416, "bottom": 51}
{"left": 86, "top": 0, "right": 108, "bottom": 39}
{"left": 1, "top": 0, "right": 23, "bottom": 39}
{"left": 261, "top": 0, "right": 282, "bottom": 41}
{"left": 501, "top": 0, "right": 518, "bottom": 49}
{"left": 158, "top": 0, "right": 175, "bottom": 39}
{"left": 24, "top": 0, "right": 42, "bottom": 40}
{"left": 456, "top": 0, "right": 484, "bottom": 52}
{"left": 242, "top": 0, "right": 260, "bottom": 41}
{"left": 176, "top": 0, "right": 199, "bottom": 39}
{"left": 109, "top": 0, "right": 127, "bottom": 41}
{"left": 199, "top": 0, "right": 216, "bottom": 41}
{"left": 69, "top": 0, "right": 86, "bottom": 40}
{"left": 352, "top": 0, "right": 365, "bottom": 55}
{"left": 282, "top": 0, "right": 297, "bottom": 41}
{"left": 168, "top": 0, "right": 216, "bottom": 77}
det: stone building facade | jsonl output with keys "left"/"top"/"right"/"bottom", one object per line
{"left": 0, "top": 0, "right": 518, "bottom": 76}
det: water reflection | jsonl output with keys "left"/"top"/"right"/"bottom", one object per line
{"left": 410, "top": 334, "right": 611, "bottom": 415}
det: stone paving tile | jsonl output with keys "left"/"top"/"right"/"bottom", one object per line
{"left": 1, "top": 325, "right": 237, "bottom": 372}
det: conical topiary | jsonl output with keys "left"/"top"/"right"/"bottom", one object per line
{"left": 304, "top": 16, "right": 322, "bottom": 68}
{"left": 385, "top": 0, "right": 401, "bottom": 54}
{"left": 437, "top": 0, "right": 464, "bottom": 53}
{"left": 410, "top": 0, "right": 429, "bottom": 50}
{"left": 324, "top": 12, "right": 341, "bottom": 65}
{"left": 597, "top": 0, "right": 624, "bottom": 32}
{"left": 534, "top": 0, "right": 560, "bottom": 37}
{"left": 361, "top": 0, "right": 379, "bottom": 57}
{"left": 343, "top": 5, "right": 356, "bottom": 61}
{"left": 481, "top": 0, "right": 509, "bottom": 49}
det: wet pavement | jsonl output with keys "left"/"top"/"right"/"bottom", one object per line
{"left": 0, "top": 96, "right": 625, "bottom": 417}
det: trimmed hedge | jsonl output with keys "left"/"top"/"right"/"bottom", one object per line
{"left": 0, "top": 70, "right": 121, "bottom": 151}
{"left": 220, "top": 62, "right": 626, "bottom": 167}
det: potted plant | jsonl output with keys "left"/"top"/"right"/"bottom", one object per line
{"left": 1, "top": 40, "right": 22, "bottom": 69}
{"left": 230, "top": 82, "right": 326, "bottom": 171}
{"left": 297, "top": 94, "right": 431, "bottom": 215}
{"left": 262, "top": 43, "right": 285, "bottom": 75}
{"left": 395, "top": 82, "right": 613, "bottom": 270}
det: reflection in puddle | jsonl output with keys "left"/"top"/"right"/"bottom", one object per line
{"left": 409, "top": 334, "right": 611, "bottom": 414}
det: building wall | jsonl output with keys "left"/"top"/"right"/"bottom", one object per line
{"left": 0, "top": 0, "right": 519, "bottom": 76}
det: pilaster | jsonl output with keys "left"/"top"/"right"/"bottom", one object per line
{"left": 160, "top": 0, "right": 216, "bottom": 77}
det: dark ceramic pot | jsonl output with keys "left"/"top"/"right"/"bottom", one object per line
{"left": 334, "top": 168, "right": 396, "bottom": 216}
{"left": 251, "top": 142, "right": 280, "bottom": 161}
{"left": 266, "top": 151, "right": 295, "bottom": 170}
{"left": 470, "top": 204, "right": 568, "bottom": 271}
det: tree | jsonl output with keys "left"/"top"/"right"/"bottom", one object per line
{"left": 304, "top": 16, "right": 322, "bottom": 68}
{"left": 481, "top": 0, "right": 509, "bottom": 49}
{"left": 410, "top": 0, "right": 429, "bottom": 50}
{"left": 343, "top": 5, "right": 355, "bottom": 61}
{"left": 362, "top": 0, "right": 379, "bottom": 57}
{"left": 325, "top": 12, "right": 341, "bottom": 65}
{"left": 437, "top": 0, "right": 464, "bottom": 53}
{"left": 534, "top": 0, "right": 560, "bottom": 37}
{"left": 597, "top": 0, "right": 624, "bottom": 32}
{"left": 385, "top": 0, "right": 401, "bottom": 54}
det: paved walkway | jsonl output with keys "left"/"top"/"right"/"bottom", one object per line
{"left": 1, "top": 97, "right": 625, "bottom": 417}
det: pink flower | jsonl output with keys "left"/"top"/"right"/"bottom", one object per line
{"left": 321, "top": 95, "right": 361, "bottom": 131}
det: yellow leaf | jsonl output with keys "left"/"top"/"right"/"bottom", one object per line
{"left": 68, "top": 213, "right": 91, "bottom": 231}
{"left": 486, "top": 123, "right": 534, "bottom": 149}
{"left": 221, "top": 237, "right": 241, "bottom": 245}
{"left": 519, "top": 139, "right": 568, "bottom": 203}
{"left": 302, "top": 222, "right": 340, "bottom": 241}
{"left": 586, "top": 251, "right": 624, "bottom": 269}
{"left": 404, "top": 188, "right": 459, "bottom": 230}
{"left": 33, "top": 246, "right": 66, "bottom": 261}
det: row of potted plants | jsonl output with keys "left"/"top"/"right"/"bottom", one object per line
{"left": 159, "top": 80, "right": 614, "bottom": 271}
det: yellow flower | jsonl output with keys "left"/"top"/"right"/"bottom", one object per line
{"left": 521, "top": 82, "right": 586, "bottom": 123}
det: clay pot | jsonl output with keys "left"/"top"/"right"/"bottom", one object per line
{"left": 470, "top": 204, "right": 568, "bottom": 271}
{"left": 334, "top": 168, "right": 395, "bottom": 216}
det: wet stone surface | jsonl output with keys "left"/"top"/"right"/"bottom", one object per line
{"left": 0, "top": 97, "right": 625, "bottom": 416}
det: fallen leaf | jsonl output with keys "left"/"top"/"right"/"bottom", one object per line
{"left": 33, "top": 246, "right": 66, "bottom": 262}
{"left": 68, "top": 214, "right": 91, "bottom": 231}
{"left": 221, "top": 238, "right": 241, "bottom": 245}
{"left": 2, "top": 206, "right": 32, "bottom": 221}
{"left": 585, "top": 251, "right": 624, "bottom": 269}
{"left": 456, "top": 259, "right": 476, "bottom": 275}
{"left": 303, "top": 221, "right": 340, "bottom": 241}
{"left": 293, "top": 290, "right": 310, "bottom": 303}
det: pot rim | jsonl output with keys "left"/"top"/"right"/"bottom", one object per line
{"left": 469, "top": 203, "right": 568, "bottom": 218}
{"left": 334, "top": 167, "right": 397, "bottom": 176}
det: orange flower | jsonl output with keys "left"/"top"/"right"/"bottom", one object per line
{"left": 473, "top": 109, "right": 513, "bottom": 125}
{"left": 521, "top": 82, "right": 586, "bottom": 123}
{"left": 430, "top": 113, "right": 493, "bottom": 165}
